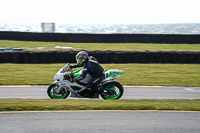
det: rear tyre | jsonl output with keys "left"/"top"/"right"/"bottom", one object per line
{"left": 100, "top": 81, "right": 124, "bottom": 100}
{"left": 47, "top": 83, "right": 70, "bottom": 99}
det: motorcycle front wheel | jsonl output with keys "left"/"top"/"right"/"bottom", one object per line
{"left": 100, "top": 81, "right": 124, "bottom": 100}
{"left": 47, "top": 83, "right": 70, "bottom": 99}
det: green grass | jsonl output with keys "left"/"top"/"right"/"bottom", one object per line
{"left": 0, "top": 99, "right": 199, "bottom": 111}
{"left": 0, "top": 63, "right": 200, "bottom": 86}
{"left": 1, "top": 40, "right": 199, "bottom": 111}
{"left": 1, "top": 40, "right": 200, "bottom": 51}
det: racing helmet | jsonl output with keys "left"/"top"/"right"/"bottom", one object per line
{"left": 76, "top": 51, "right": 88, "bottom": 65}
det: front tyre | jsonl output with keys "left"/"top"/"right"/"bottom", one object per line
{"left": 47, "top": 83, "right": 70, "bottom": 99}
{"left": 100, "top": 81, "right": 124, "bottom": 100}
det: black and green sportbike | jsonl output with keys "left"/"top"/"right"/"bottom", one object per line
{"left": 47, "top": 63, "right": 124, "bottom": 100}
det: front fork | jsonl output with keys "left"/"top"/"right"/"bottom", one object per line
{"left": 53, "top": 81, "right": 63, "bottom": 94}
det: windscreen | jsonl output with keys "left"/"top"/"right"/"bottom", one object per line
{"left": 63, "top": 63, "right": 70, "bottom": 72}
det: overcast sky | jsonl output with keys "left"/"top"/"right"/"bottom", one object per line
{"left": 0, "top": 0, "right": 200, "bottom": 24}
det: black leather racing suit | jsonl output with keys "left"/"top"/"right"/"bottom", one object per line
{"left": 71, "top": 56, "right": 105, "bottom": 91}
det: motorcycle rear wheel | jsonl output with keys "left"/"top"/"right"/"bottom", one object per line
{"left": 100, "top": 81, "right": 124, "bottom": 100}
{"left": 47, "top": 83, "right": 70, "bottom": 99}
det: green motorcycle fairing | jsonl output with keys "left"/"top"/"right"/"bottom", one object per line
{"left": 73, "top": 69, "right": 82, "bottom": 78}
{"left": 73, "top": 69, "right": 124, "bottom": 80}
{"left": 105, "top": 69, "right": 124, "bottom": 79}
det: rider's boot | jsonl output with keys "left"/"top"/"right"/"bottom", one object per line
{"left": 97, "top": 86, "right": 110, "bottom": 96}
{"left": 87, "top": 88, "right": 99, "bottom": 98}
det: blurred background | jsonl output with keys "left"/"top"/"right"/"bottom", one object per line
{"left": 0, "top": 0, "right": 200, "bottom": 87}
{"left": 0, "top": 0, "right": 200, "bottom": 34}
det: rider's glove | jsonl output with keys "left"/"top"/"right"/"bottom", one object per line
{"left": 70, "top": 78, "right": 77, "bottom": 83}
{"left": 69, "top": 65, "right": 73, "bottom": 69}
{"left": 69, "top": 65, "right": 76, "bottom": 69}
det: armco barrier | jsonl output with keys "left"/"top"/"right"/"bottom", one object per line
{"left": 1, "top": 31, "right": 200, "bottom": 43}
{"left": 0, "top": 51, "right": 200, "bottom": 64}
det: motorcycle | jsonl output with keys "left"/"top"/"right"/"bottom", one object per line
{"left": 47, "top": 63, "right": 124, "bottom": 99}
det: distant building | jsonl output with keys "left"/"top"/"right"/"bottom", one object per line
{"left": 41, "top": 23, "right": 55, "bottom": 32}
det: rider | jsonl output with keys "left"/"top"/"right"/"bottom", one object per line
{"left": 69, "top": 51, "right": 105, "bottom": 97}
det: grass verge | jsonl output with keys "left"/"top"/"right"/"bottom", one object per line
{"left": 0, "top": 99, "right": 200, "bottom": 111}
{"left": 0, "top": 63, "right": 200, "bottom": 86}
{"left": 1, "top": 40, "right": 200, "bottom": 51}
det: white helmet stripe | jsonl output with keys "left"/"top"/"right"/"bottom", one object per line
{"left": 89, "top": 60, "right": 97, "bottom": 64}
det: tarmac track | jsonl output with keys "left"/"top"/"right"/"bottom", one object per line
{"left": 0, "top": 85, "right": 200, "bottom": 133}
{"left": 0, "top": 85, "right": 199, "bottom": 99}
{"left": 0, "top": 110, "right": 200, "bottom": 133}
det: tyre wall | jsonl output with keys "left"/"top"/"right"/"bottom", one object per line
{"left": 0, "top": 51, "right": 200, "bottom": 64}
{"left": 0, "top": 31, "right": 200, "bottom": 43}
